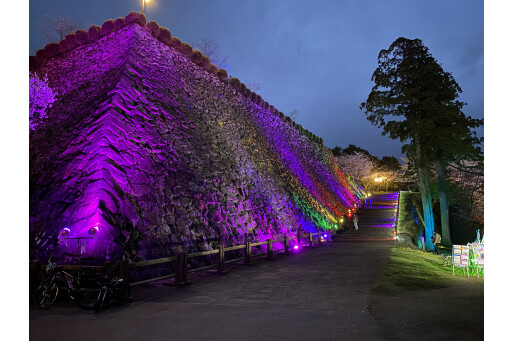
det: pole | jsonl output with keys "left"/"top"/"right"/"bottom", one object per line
{"left": 141, "top": 0, "right": 144, "bottom": 13}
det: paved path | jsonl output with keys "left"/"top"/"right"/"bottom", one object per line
{"left": 30, "top": 241, "right": 393, "bottom": 341}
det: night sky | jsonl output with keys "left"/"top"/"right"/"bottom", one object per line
{"left": 29, "top": 0, "right": 484, "bottom": 160}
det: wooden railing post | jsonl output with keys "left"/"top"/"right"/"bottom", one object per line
{"left": 297, "top": 230, "right": 301, "bottom": 249}
{"left": 245, "top": 241, "right": 252, "bottom": 265}
{"left": 102, "top": 261, "right": 113, "bottom": 277}
{"left": 284, "top": 236, "right": 289, "bottom": 255}
{"left": 267, "top": 239, "right": 274, "bottom": 260}
{"left": 308, "top": 232, "right": 313, "bottom": 247}
{"left": 175, "top": 251, "right": 188, "bottom": 287}
{"left": 217, "top": 245, "right": 228, "bottom": 274}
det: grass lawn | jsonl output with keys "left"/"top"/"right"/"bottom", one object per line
{"left": 369, "top": 245, "right": 484, "bottom": 341}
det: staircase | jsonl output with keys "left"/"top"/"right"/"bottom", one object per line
{"left": 338, "top": 192, "right": 399, "bottom": 242}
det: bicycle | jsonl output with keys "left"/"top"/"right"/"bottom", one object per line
{"left": 34, "top": 261, "right": 100, "bottom": 310}
{"left": 93, "top": 275, "right": 131, "bottom": 313}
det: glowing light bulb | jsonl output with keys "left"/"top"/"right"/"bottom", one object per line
{"left": 293, "top": 245, "right": 299, "bottom": 250}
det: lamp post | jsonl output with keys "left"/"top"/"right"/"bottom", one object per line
{"left": 141, "top": 0, "right": 149, "bottom": 14}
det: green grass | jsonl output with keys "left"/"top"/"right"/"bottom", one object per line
{"left": 373, "top": 246, "right": 460, "bottom": 296}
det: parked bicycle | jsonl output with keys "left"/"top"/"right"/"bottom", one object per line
{"left": 34, "top": 261, "right": 100, "bottom": 310}
{"left": 94, "top": 274, "right": 131, "bottom": 313}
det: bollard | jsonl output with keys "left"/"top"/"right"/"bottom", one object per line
{"left": 284, "top": 236, "right": 289, "bottom": 255}
{"left": 245, "top": 241, "right": 252, "bottom": 265}
{"left": 175, "top": 251, "right": 188, "bottom": 287}
{"left": 267, "top": 239, "right": 274, "bottom": 260}
{"left": 308, "top": 232, "right": 313, "bottom": 248}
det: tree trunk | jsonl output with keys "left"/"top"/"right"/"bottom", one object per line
{"left": 436, "top": 160, "right": 452, "bottom": 247}
{"left": 415, "top": 139, "right": 435, "bottom": 251}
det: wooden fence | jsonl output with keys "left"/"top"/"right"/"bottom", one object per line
{"left": 30, "top": 230, "right": 332, "bottom": 293}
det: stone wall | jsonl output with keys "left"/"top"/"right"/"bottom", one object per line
{"left": 29, "top": 13, "right": 362, "bottom": 263}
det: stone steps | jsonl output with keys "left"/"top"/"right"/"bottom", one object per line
{"left": 337, "top": 193, "right": 398, "bottom": 242}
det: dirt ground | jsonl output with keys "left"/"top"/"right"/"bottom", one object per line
{"left": 368, "top": 275, "right": 484, "bottom": 341}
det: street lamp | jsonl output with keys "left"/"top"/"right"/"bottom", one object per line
{"left": 142, "top": 0, "right": 150, "bottom": 14}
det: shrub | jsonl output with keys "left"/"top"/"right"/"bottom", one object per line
{"left": 256, "top": 95, "right": 262, "bottom": 105}
{"left": 251, "top": 92, "right": 258, "bottom": 102}
{"left": 217, "top": 69, "right": 228, "bottom": 81}
{"left": 158, "top": 27, "right": 172, "bottom": 45}
{"left": 114, "top": 17, "right": 125, "bottom": 31}
{"left": 240, "top": 82, "right": 247, "bottom": 94}
{"left": 170, "top": 37, "right": 182, "bottom": 49}
{"left": 88, "top": 25, "right": 101, "bottom": 41}
{"left": 229, "top": 77, "right": 241, "bottom": 90}
{"left": 125, "top": 11, "right": 147, "bottom": 27}
{"left": 191, "top": 50, "right": 204, "bottom": 65}
{"left": 264, "top": 102, "right": 270, "bottom": 109}
{"left": 100, "top": 19, "right": 115, "bottom": 37}
{"left": 269, "top": 105, "right": 275, "bottom": 113}
{"left": 58, "top": 40, "right": 67, "bottom": 54}
{"left": 200, "top": 55, "right": 210, "bottom": 68}
{"left": 44, "top": 43, "right": 60, "bottom": 59}
{"left": 180, "top": 42, "right": 193, "bottom": 56}
{"left": 75, "top": 29, "right": 88, "bottom": 45}
{"left": 207, "top": 63, "right": 218, "bottom": 74}
{"left": 35, "top": 49, "right": 47, "bottom": 66}
{"left": 146, "top": 21, "right": 160, "bottom": 38}
{"left": 64, "top": 33, "right": 77, "bottom": 50}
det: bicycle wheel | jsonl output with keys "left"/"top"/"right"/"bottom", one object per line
{"left": 114, "top": 280, "right": 131, "bottom": 305}
{"left": 73, "top": 285, "right": 99, "bottom": 310}
{"left": 94, "top": 287, "right": 107, "bottom": 314}
{"left": 34, "top": 278, "right": 59, "bottom": 309}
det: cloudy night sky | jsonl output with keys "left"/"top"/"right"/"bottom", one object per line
{"left": 29, "top": 0, "right": 484, "bottom": 160}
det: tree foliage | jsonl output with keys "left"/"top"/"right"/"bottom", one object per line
{"left": 360, "top": 37, "right": 482, "bottom": 250}
{"left": 29, "top": 72, "right": 56, "bottom": 131}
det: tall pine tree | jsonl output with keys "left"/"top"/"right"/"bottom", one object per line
{"left": 361, "top": 37, "right": 482, "bottom": 250}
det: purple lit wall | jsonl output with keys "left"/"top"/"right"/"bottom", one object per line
{"left": 29, "top": 14, "right": 362, "bottom": 263}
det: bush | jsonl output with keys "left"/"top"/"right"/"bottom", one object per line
{"left": 125, "top": 11, "right": 147, "bottom": 27}
{"left": 64, "top": 33, "right": 77, "bottom": 50}
{"left": 44, "top": 43, "right": 60, "bottom": 59}
{"left": 146, "top": 21, "right": 160, "bottom": 38}
{"left": 264, "top": 102, "right": 269, "bottom": 109}
{"left": 35, "top": 49, "right": 47, "bottom": 66}
{"left": 251, "top": 92, "right": 258, "bottom": 102}
{"left": 100, "top": 19, "right": 115, "bottom": 37}
{"left": 170, "top": 37, "right": 182, "bottom": 49}
{"left": 240, "top": 82, "right": 247, "bottom": 93}
{"left": 88, "top": 25, "right": 101, "bottom": 41}
{"left": 158, "top": 27, "right": 172, "bottom": 45}
{"left": 269, "top": 105, "right": 275, "bottom": 113}
{"left": 58, "top": 40, "right": 67, "bottom": 53}
{"left": 207, "top": 63, "right": 218, "bottom": 74}
{"left": 191, "top": 50, "right": 203, "bottom": 64}
{"left": 114, "top": 17, "right": 125, "bottom": 31}
{"left": 180, "top": 42, "right": 193, "bottom": 56}
{"left": 217, "top": 69, "right": 228, "bottom": 81}
{"left": 229, "top": 77, "right": 241, "bottom": 90}
{"left": 75, "top": 29, "right": 88, "bottom": 45}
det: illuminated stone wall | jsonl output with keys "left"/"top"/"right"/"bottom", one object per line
{"left": 29, "top": 14, "right": 362, "bottom": 263}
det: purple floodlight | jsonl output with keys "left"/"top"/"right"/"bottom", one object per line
{"left": 293, "top": 245, "right": 299, "bottom": 250}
